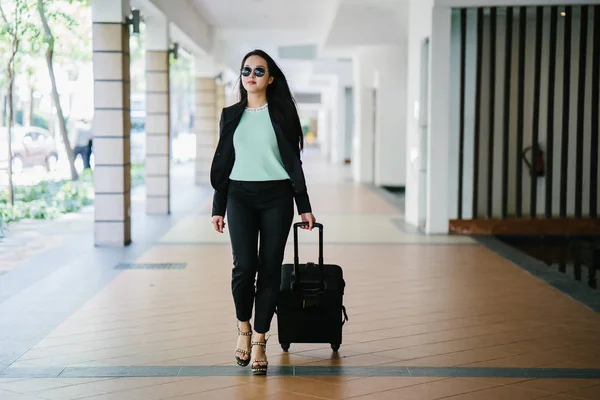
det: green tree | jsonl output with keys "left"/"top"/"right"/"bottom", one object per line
{"left": 37, "top": 0, "right": 79, "bottom": 180}
{"left": 0, "top": 0, "right": 38, "bottom": 204}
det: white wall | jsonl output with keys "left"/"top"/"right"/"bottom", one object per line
{"left": 405, "top": 0, "right": 434, "bottom": 227}
{"left": 452, "top": 7, "right": 600, "bottom": 219}
{"left": 331, "top": 84, "right": 347, "bottom": 164}
{"left": 352, "top": 45, "right": 408, "bottom": 187}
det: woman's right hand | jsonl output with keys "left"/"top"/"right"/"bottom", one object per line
{"left": 212, "top": 216, "right": 225, "bottom": 233}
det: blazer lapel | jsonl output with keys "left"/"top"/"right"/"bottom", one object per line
{"left": 267, "top": 106, "right": 287, "bottom": 142}
{"left": 221, "top": 101, "right": 246, "bottom": 138}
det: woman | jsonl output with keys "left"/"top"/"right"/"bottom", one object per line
{"left": 210, "top": 49, "right": 316, "bottom": 375}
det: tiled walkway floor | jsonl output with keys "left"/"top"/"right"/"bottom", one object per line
{"left": 2, "top": 149, "right": 600, "bottom": 399}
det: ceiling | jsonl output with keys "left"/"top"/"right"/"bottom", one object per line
{"left": 190, "top": 0, "right": 409, "bottom": 97}
{"left": 192, "top": 0, "right": 338, "bottom": 31}
{"left": 322, "top": 0, "right": 409, "bottom": 53}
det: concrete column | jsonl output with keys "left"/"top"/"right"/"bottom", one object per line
{"left": 426, "top": 6, "right": 452, "bottom": 234}
{"left": 404, "top": 0, "right": 434, "bottom": 228}
{"left": 352, "top": 50, "right": 374, "bottom": 184}
{"left": 194, "top": 56, "right": 217, "bottom": 185}
{"left": 352, "top": 45, "right": 408, "bottom": 187}
{"left": 145, "top": 14, "right": 170, "bottom": 214}
{"left": 91, "top": 0, "right": 131, "bottom": 246}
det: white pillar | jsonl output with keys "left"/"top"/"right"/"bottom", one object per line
{"left": 91, "top": 0, "right": 131, "bottom": 246}
{"left": 426, "top": 6, "right": 452, "bottom": 234}
{"left": 194, "top": 56, "right": 217, "bottom": 185}
{"left": 319, "top": 84, "right": 342, "bottom": 164}
{"left": 404, "top": 0, "right": 434, "bottom": 228}
{"left": 352, "top": 45, "right": 408, "bottom": 187}
{"left": 352, "top": 48, "right": 375, "bottom": 184}
{"left": 144, "top": 13, "right": 170, "bottom": 214}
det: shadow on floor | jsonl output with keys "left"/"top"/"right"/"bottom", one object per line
{"left": 497, "top": 234, "right": 600, "bottom": 292}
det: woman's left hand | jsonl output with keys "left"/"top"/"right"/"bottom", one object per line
{"left": 300, "top": 213, "right": 316, "bottom": 230}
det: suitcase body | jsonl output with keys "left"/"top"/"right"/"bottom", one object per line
{"left": 277, "top": 222, "right": 348, "bottom": 352}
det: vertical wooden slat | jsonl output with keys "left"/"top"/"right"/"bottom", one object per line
{"left": 458, "top": 8, "right": 467, "bottom": 219}
{"left": 591, "top": 6, "right": 600, "bottom": 218}
{"left": 560, "top": 6, "right": 572, "bottom": 218}
{"left": 487, "top": 7, "right": 497, "bottom": 219}
{"left": 502, "top": 7, "right": 513, "bottom": 218}
{"left": 516, "top": 7, "right": 527, "bottom": 217}
{"left": 530, "top": 6, "right": 544, "bottom": 218}
{"left": 575, "top": 6, "right": 588, "bottom": 218}
{"left": 546, "top": 7, "right": 558, "bottom": 219}
{"left": 472, "top": 8, "right": 484, "bottom": 219}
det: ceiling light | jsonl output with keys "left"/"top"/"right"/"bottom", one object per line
{"left": 560, "top": 11, "right": 566, "bottom": 16}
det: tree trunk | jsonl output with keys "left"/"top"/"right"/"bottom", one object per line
{"left": 38, "top": 0, "right": 78, "bottom": 180}
{"left": 4, "top": 33, "right": 18, "bottom": 205}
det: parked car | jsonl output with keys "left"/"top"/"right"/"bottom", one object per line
{"left": 0, "top": 126, "right": 59, "bottom": 174}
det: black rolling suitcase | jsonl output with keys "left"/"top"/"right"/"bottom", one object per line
{"left": 277, "top": 222, "right": 348, "bottom": 352}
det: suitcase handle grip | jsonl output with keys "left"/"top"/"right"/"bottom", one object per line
{"left": 293, "top": 222, "right": 324, "bottom": 268}
{"left": 292, "top": 222, "right": 324, "bottom": 289}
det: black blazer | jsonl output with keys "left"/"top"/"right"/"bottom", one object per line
{"left": 210, "top": 100, "right": 312, "bottom": 217}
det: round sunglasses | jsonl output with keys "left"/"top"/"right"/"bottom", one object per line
{"left": 241, "top": 66, "right": 267, "bottom": 78}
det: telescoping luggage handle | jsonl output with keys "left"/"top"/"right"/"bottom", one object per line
{"left": 292, "top": 222, "right": 324, "bottom": 287}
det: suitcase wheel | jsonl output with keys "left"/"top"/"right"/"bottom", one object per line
{"left": 281, "top": 343, "right": 290, "bottom": 352}
{"left": 331, "top": 343, "right": 340, "bottom": 352}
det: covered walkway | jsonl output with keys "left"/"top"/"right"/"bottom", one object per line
{"left": 1, "top": 151, "right": 600, "bottom": 399}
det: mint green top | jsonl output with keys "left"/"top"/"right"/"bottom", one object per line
{"left": 229, "top": 104, "right": 290, "bottom": 181}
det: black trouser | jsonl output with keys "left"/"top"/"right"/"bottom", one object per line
{"left": 227, "top": 179, "right": 294, "bottom": 334}
{"left": 84, "top": 140, "right": 92, "bottom": 169}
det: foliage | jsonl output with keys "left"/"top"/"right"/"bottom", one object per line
{"left": 0, "top": 0, "right": 91, "bottom": 104}
{"left": 0, "top": 169, "right": 93, "bottom": 229}
{"left": 0, "top": 0, "right": 42, "bottom": 55}
{"left": 14, "top": 110, "right": 49, "bottom": 129}
{"left": 0, "top": 0, "right": 90, "bottom": 62}
{"left": 0, "top": 164, "right": 146, "bottom": 237}
{"left": 0, "top": 0, "right": 38, "bottom": 205}
{"left": 0, "top": 0, "right": 92, "bottom": 188}
{"left": 37, "top": 0, "right": 91, "bottom": 63}
{"left": 131, "top": 164, "right": 145, "bottom": 188}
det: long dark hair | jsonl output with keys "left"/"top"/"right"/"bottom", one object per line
{"left": 238, "top": 49, "right": 304, "bottom": 150}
